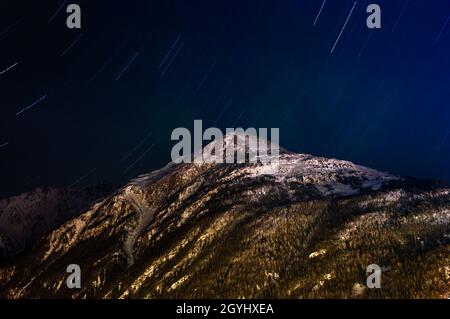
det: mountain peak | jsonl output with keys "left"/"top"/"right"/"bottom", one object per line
{"left": 1, "top": 140, "right": 447, "bottom": 299}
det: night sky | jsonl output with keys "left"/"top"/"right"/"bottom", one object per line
{"left": 0, "top": 0, "right": 449, "bottom": 197}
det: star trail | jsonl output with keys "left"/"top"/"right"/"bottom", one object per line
{"left": 330, "top": 1, "right": 357, "bottom": 54}
{"left": 313, "top": 0, "right": 327, "bottom": 26}
{"left": 0, "top": 0, "right": 449, "bottom": 198}
{"left": 60, "top": 33, "right": 83, "bottom": 57}
{"left": 15, "top": 95, "right": 47, "bottom": 116}
{"left": 0, "top": 62, "right": 18, "bottom": 77}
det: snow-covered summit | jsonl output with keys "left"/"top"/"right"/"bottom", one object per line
{"left": 245, "top": 152, "right": 400, "bottom": 196}
{"left": 197, "top": 130, "right": 399, "bottom": 196}
{"left": 133, "top": 131, "right": 400, "bottom": 197}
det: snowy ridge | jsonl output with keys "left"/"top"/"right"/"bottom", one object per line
{"left": 189, "top": 131, "right": 399, "bottom": 197}
{"left": 245, "top": 153, "right": 399, "bottom": 196}
{"left": 195, "top": 131, "right": 283, "bottom": 164}
{"left": 130, "top": 131, "right": 399, "bottom": 198}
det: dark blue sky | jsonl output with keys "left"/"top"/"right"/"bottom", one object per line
{"left": 0, "top": 0, "right": 449, "bottom": 197}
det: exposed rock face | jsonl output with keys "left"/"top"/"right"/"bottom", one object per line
{"left": 0, "top": 133, "right": 448, "bottom": 299}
